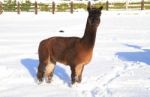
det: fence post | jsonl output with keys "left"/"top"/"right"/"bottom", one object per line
{"left": 52, "top": 1, "right": 55, "bottom": 14}
{"left": 141, "top": 0, "right": 144, "bottom": 10}
{"left": 106, "top": 0, "right": 109, "bottom": 11}
{"left": 126, "top": 0, "right": 129, "bottom": 10}
{"left": 17, "top": 2, "right": 20, "bottom": 14}
{"left": 70, "top": 1, "right": 73, "bottom": 14}
{"left": 0, "top": 1, "right": 2, "bottom": 14}
{"left": 35, "top": 1, "right": 38, "bottom": 15}
{"left": 87, "top": 1, "right": 91, "bottom": 9}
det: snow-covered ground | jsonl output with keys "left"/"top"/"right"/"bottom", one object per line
{"left": 0, "top": 11, "right": 150, "bottom": 97}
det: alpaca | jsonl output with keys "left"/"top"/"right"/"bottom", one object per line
{"left": 37, "top": 6, "right": 103, "bottom": 84}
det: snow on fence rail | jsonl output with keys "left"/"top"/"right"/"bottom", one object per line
{"left": 0, "top": 0, "right": 150, "bottom": 15}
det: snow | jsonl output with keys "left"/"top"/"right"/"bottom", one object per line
{"left": 0, "top": 10, "right": 150, "bottom": 97}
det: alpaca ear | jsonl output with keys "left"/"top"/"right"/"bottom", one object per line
{"left": 99, "top": 6, "right": 103, "bottom": 10}
{"left": 87, "top": 7, "right": 91, "bottom": 12}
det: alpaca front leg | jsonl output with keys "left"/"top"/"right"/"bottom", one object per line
{"left": 78, "top": 65, "right": 84, "bottom": 82}
{"left": 71, "top": 64, "right": 84, "bottom": 84}
{"left": 45, "top": 62, "right": 55, "bottom": 83}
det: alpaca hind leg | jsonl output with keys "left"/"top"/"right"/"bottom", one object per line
{"left": 45, "top": 61, "right": 55, "bottom": 83}
{"left": 37, "top": 63, "right": 46, "bottom": 83}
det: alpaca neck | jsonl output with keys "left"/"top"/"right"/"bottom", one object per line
{"left": 81, "top": 18, "right": 98, "bottom": 48}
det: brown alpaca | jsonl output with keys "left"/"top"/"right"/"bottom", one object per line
{"left": 37, "top": 6, "right": 103, "bottom": 84}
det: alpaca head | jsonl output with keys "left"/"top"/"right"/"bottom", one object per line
{"left": 87, "top": 6, "right": 103, "bottom": 27}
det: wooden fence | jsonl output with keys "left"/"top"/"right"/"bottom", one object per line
{"left": 0, "top": 1, "right": 150, "bottom": 15}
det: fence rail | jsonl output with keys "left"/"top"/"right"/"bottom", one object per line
{"left": 0, "top": 1, "right": 150, "bottom": 15}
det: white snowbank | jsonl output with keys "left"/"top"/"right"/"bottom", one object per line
{"left": 0, "top": 10, "right": 150, "bottom": 97}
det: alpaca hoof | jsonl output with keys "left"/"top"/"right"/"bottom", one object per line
{"left": 46, "top": 80, "right": 51, "bottom": 83}
{"left": 71, "top": 82, "right": 79, "bottom": 88}
{"left": 45, "top": 78, "right": 52, "bottom": 83}
{"left": 72, "top": 77, "right": 81, "bottom": 84}
{"left": 37, "top": 81, "right": 42, "bottom": 85}
{"left": 35, "top": 79, "right": 43, "bottom": 85}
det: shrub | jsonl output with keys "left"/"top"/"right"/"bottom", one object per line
{"left": 39, "top": 3, "right": 49, "bottom": 11}
{"left": 0, "top": 1, "right": 3, "bottom": 14}
{"left": 73, "top": 3, "right": 87, "bottom": 10}
{"left": 21, "top": 0, "right": 32, "bottom": 12}
{"left": 57, "top": 3, "right": 69, "bottom": 12}
{"left": 3, "top": 0, "right": 16, "bottom": 12}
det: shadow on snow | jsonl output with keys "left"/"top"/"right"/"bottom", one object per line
{"left": 116, "top": 44, "right": 150, "bottom": 65}
{"left": 21, "top": 58, "right": 70, "bottom": 84}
